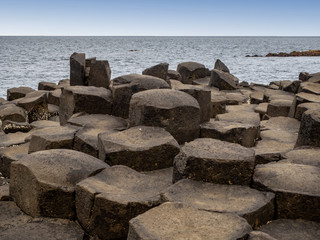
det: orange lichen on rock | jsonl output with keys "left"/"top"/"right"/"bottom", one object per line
{"left": 266, "top": 50, "right": 320, "bottom": 57}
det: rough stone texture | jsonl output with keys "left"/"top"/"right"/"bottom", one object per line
{"left": 59, "top": 86, "right": 112, "bottom": 125}
{"left": 28, "top": 125, "right": 79, "bottom": 153}
{"left": 128, "top": 202, "right": 252, "bottom": 240}
{"left": 214, "top": 59, "right": 230, "bottom": 73}
{"left": 48, "top": 89, "right": 61, "bottom": 106}
{"left": 0, "top": 104, "right": 27, "bottom": 123}
{"left": 251, "top": 91, "right": 264, "bottom": 104}
{"left": 10, "top": 149, "right": 108, "bottom": 219}
{"left": 255, "top": 103, "right": 268, "bottom": 119}
{"left": 88, "top": 60, "right": 111, "bottom": 88}
{"left": 210, "top": 91, "right": 226, "bottom": 117}
{"left": 142, "top": 62, "right": 169, "bottom": 81}
{"left": 260, "top": 130, "right": 297, "bottom": 144}
{"left": 67, "top": 113, "right": 127, "bottom": 128}
{"left": 209, "top": 69, "right": 239, "bottom": 90}
{"left": 281, "top": 80, "right": 301, "bottom": 93}
{"left": 263, "top": 89, "right": 294, "bottom": 102}
{"left": 0, "top": 132, "right": 30, "bottom": 147}
{"left": 260, "top": 116, "right": 300, "bottom": 132}
{"left": 7, "top": 86, "right": 35, "bottom": 101}
{"left": 257, "top": 219, "right": 320, "bottom": 240}
{"left": 98, "top": 126, "right": 180, "bottom": 171}
{"left": 0, "top": 143, "right": 29, "bottom": 177}
{"left": 299, "top": 81, "right": 320, "bottom": 95}
{"left": 200, "top": 119, "right": 258, "bottom": 147}
{"left": 38, "top": 82, "right": 57, "bottom": 91}
{"left": 167, "top": 69, "right": 181, "bottom": 81}
{"left": 162, "top": 179, "right": 274, "bottom": 229}
{"left": 70, "top": 52, "right": 86, "bottom": 86}
{"left": 216, "top": 111, "right": 260, "bottom": 128}
{"left": 248, "top": 231, "right": 277, "bottom": 240}
{"left": 177, "top": 61, "right": 210, "bottom": 84}
{"left": 173, "top": 138, "right": 255, "bottom": 185}
{"left": 267, "top": 99, "right": 292, "bottom": 117}
{"left": 294, "top": 102, "right": 320, "bottom": 120}
{"left": 192, "top": 76, "right": 210, "bottom": 86}
{"left": 129, "top": 89, "right": 200, "bottom": 144}
{"left": 226, "top": 104, "right": 257, "bottom": 113}
{"left": 296, "top": 109, "right": 320, "bottom": 147}
{"left": 289, "top": 92, "right": 320, "bottom": 118}
{"left": 225, "top": 91, "right": 249, "bottom": 105}
{"left": 1, "top": 120, "right": 32, "bottom": 134}
{"left": 281, "top": 147, "right": 320, "bottom": 167}
{"left": 253, "top": 162, "right": 320, "bottom": 221}
{"left": 57, "top": 79, "right": 70, "bottom": 88}
{"left": 76, "top": 165, "right": 172, "bottom": 240}
{"left": 0, "top": 184, "right": 10, "bottom": 201}
{"left": 110, "top": 74, "right": 170, "bottom": 118}
{"left": 30, "top": 120, "right": 60, "bottom": 129}
{"left": 0, "top": 202, "right": 84, "bottom": 240}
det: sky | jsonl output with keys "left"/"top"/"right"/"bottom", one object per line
{"left": 0, "top": 0, "right": 319, "bottom": 36}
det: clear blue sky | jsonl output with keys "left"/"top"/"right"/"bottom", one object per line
{"left": 0, "top": 0, "right": 319, "bottom": 36}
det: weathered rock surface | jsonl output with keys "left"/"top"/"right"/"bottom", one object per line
{"left": 296, "top": 109, "right": 320, "bottom": 147}
{"left": 59, "top": 86, "right": 112, "bottom": 125}
{"left": 192, "top": 76, "right": 210, "bottom": 85}
{"left": 88, "top": 60, "right": 111, "bottom": 88}
{"left": 281, "top": 147, "right": 320, "bottom": 167}
{"left": 289, "top": 92, "right": 320, "bottom": 117}
{"left": 177, "top": 61, "right": 210, "bottom": 84}
{"left": 47, "top": 89, "right": 61, "bottom": 106}
{"left": 200, "top": 120, "right": 258, "bottom": 147}
{"left": 250, "top": 91, "right": 264, "bottom": 104}
{"left": 248, "top": 231, "right": 277, "bottom": 240}
{"left": 30, "top": 120, "right": 60, "bottom": 129}
{"left": 110, "top": 74, "right": 170, "bottom": 118}
{"left": 260, "top": 116, "right": 300, "bottom": 132}
{"left": 98, "top": 126, "right": 180, "bottom": 171}
{"left": 76, "top": 165, "right": 172, "bottom": 239}
{"left": 294, "top": 102, "right": 320, "bottom": 120}
{"left": 7, "top": 86, "right": 35, "bottom": 101}
{"left": 0, "top": 132, "right": 30, "bottom": 147}
{"left": 38, "top": 81, "right": 57, "bottom": 91}
{"left": 1, "top": 120, "right": 32, "bottom": 134}
{"left": 129, "top": 89, "right": 200, "bottom": 144}
{"left": 210, "top": 91, "right": 226, "bottom": 117}
{"left": 167, "top": 69, "right": 181, "bottom": 81}
{"left": 253, "top": 162, "right": 320, "bottom": 221}
{"left": 142, "top": 62, "right": 169, "bottom": 82}
{"left": 173, "top": 138, "right": 255, "bottom": 185}
{"left": 280, "top": 80, "right": 301, "bottom": 93}
{"left": 255, "top": 102, "right": 268, "bottom": 119}
{"left": 209, "top": 69, "right": 239, "bottom": 90}
{"left": 0, "top": 104, "right": 27, "bottom": 123}
{"left": 128, "top": 202, "right": 252, "bottom": 240}
{"left": 225, "top": 91, "right": 249, "bottom": 105}
{"left": 226, "top": 103, "right": 257, "bottom": 113}
{"left": 216, "top": 111, "right": 260, "bottom": 128}
{"left": 10, "top": 149, "right": 108, "bottom": 219}
{"left": 214, "top": 59, "right": 230, "bottom": 73}
{"left": 260, "top": 130, "right": 297, "bottom": 143}
{"left": 70, "top": 52, "right": 86, "bottom": 86}
{"left": 299, "top": 81, "right": 320, "bottom": 95}
{"left": 162, "top": 179, "right": 274, "bottom": 228}
{"left": 267, "top": 99, "right": 292, "bottom": 117}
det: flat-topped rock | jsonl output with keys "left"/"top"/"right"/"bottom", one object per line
{"left": 98, "top": 126, "right": 180, "bottom": 171}
{"left": 1, "top": 120, "right": 32, "bottom": 134}
{"left": 173, "top": 138, "right": 255, "bottom": 185}
{"left": 7, "top": 86, "right": 35, "bottom": 101}
{"left": 253, "top": 162, "right": 320, "bottom": 221}
{"left": 216, "top": 111, "right": 260, "bottom": 127}
{"left": 209, "top": 69, "right": 239, "bottom": 90}
{"left": 30, "top": 120, "right": 60, "bottom": 129}
{"left": 281, "top": 147, "right": 320, "bottom": 167}
{"left": 47, "top": 88, "right": 61, "bottom": 106}
{"left": 226, "top": 104, "right": 257, "bottom": 113}
{"left": 260, "top": 130, "right": 298, "bottom": 143}
{"left": 110, "top": 74, "right": 170, "bottom": 118}
{"left": 67, "top": 113, "right": 127, "bottom": 128}
{"left": 192, "top": 76, "right": 210, "bottom": 85}
{"left": 0, "top": 132, "right": 30, "bottom": 147}
{"left": 296, "top": 109, "right": 320, "bottom": 147}
{"left": 256, "top": 219, "right": 320, "bottom": 240}
{"left": 0, "top": 201, "right": 84, "bottom": 240}
{"left": 76, "top": 165, "right": 172, "bottom": 239}
{"left": 263, "top": 89, "right": 294, "bottom": 102}
{"left": 299, "top": 81, "right": 320, "bottom": 95}
{"left": 210, "top": 91, "right": 227, "bottom": 117}
{"left": 38, "top": 81, "right": 57, "bottom": 91}
{"left": 128, "top": 202, "right": 252, "bottom": 240}
{"left": 294, "top": 102, "right": 320, "bottom": 120}
{"left": 248, "top": 231, "right": 277, "bottom": 240}
{"left": 10, "top": 149, "right": 108, "bottom": 219}
{"left": 59, "top": 86, "right": 112, "bottom": 125}
{"left": 0, "top": 104, "right": 27, "bottom": 123}
{"left": 162, "top": 179, "right": 274, "bottom": 228}
{"left": 289, "top": 92, "right": 320, "bottom": 117}
{"left": 28, "top": 125, "right": 79, "bottom": 153}
{"left": 260, "top": 116, "right": 300, "bottom": 132}
{"left": 267, "top": 99, "right": 292, "bottom": 117}
{"left": 0, "top": 143, "right": 29, "bottom": 177}
{"left": 255, "top": 102, "right": 268, "bottom": 119}
{"left": 177, "top": 61, "right": 210, "bottom": 84}
{"left": 129, "top": 89, "right": 200, "bottom": 144}
{"left": 200, "top": 119, "right": 258, "bottom": 147}
{"left": 225, "top": 91, "right": 248, "bottom": 105}
{"left": 142, "top": 62, "right": 169, "bottom": 81}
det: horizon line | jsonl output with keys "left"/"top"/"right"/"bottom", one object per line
{"left": 1, "top": 35, "right": 320, "bottom": 37}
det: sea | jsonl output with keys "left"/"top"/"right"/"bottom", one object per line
{"left": 0, "top": 36, "right": 319, "bottom": 99}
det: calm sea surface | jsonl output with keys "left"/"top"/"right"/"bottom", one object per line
{"left": 0, "top": 36, "right": 319, "bottom": 99}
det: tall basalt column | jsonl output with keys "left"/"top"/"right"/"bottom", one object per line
{"left": 70, "top": 52, "right": 85, "bottom": 86}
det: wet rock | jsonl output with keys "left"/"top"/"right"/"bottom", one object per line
{"left": 1, "top": 120, "right": 32, "bottom": 134}
{"left": 177, "top": 61, "right": 210, "bottom": 84}
{"left": 70, "top": 52, "right": 86, "bottom": 86}
{"left": 129, "top": 89, "right": 200, "bottom": 144}
{"left": 98, "top": 126, "right": 180, "bottom": 171}
{"left": 214, "top": 59, "right": 230, "bottom": 73}
{"left": 38, "top": 82, "right": 58, "bottom": 91}
{"left": 110, "top": 74, "right": 170, "bottom": 118}
{"left": 294, "top": 102, "right": 320, "bottom": 120}
{"left": 250, "top": 91, "right": 264, "bottom": 104}
{"left": 267, "top": 99, "right": 292, "bottom": 117}
{"left": 7, "top": 86, "right": 35, "bottom": 101}
{"left": 76, "top": 165, "right": 172, "bottom": 239}
{"left": 296, "top": 109, "right": 320, "bottom": 147}
{"left": 10, "top": 149, "right": 108, "bottom": 219}
{"left": 281, "top": 147, "right": 320, "bottom": 167}
{"left": 173, "top": 138, "right": 255, "bottom": 185}
{"left": 128, "top": 202, "right": 252, "bottom": 240}
{"left": 167, "top": 69, "right": 181, "bottom": 81}
{"left": 59, "top": 86, "right": 112, "bottom": 125}
{"left": 289, "top": 92, "right": 320, "bottom": 118}
{"left": 200, "top": 120, "right": 258, "bottom": 147}
{"left": 0, "top": 104, "right": 27, "bottom": 123}
{"left": 209, "top": 69, "right": 239, "bottom": 90}
{"left": 253, "top": 162, "right": 320, "bottom": 221}
{"left": 142, "top": 62, "right": 169, "bottom": 81}
{"left": 88, "top": 60, "right": 111, "bottom": 88}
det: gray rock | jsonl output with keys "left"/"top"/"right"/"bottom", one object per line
{"left": 173, "top": 138, "right": 255, "bottom": 185}
{"left": 260, "top": 116, "right": 300, "bottom": 132}
{"left": 0, "top": 184, "right": 10, "bottom": 201}
{"left": 38, "top": 82, "right": 57, "bottom": 91}
{"left": 296, "top": 109, "right": 320, "bottom": 147}
{"left": 88, "top": 60, "right": 111, "bottom": 88}
{"left": 57, "top": 79, "right": 70, "bottom": 88}
{"left": 267, "top": 99, "right": 292, "bottom": 117}
{"left": 110, "top": 74, "right": 170, "bottom": 118}
{"left": 70, "top": 52, "right": 86, "bottom": 86}
{"left": 294, "top": 102, "right": 320, "bottom": 120}
{"left": 76, "top": 165, "right": 172, "bottom": 239}
{"left": 59, "top": 86, "right": 112, "bottom": 125}
{"left": 48, "top": 89, "right": 61, "bottom": 106}
{"left": 162, "top": 179, "right": 274, "bottom": 229}
{"left": 289, "top": 92, "right": 320, "bottom": 118}
{"left": 192, "top": 76, "right": 210, "bottom": 86}
{"left": 128, "top": 202, "right": 252, "bottom": 240}
{"left": 0, "top": 104, "right": 27, "bottom": 123}
{"left": 299, "top": 81, "right": 320, "bottom": 95}
{"left": 299, "top": 71, "right": 312, "bottom": 81}
{"left": 0, "top": 132, "right": 30, "bottom": 147}
{"left": 281, "top": 147, "right": 320, "bottom": 167}
{"left": 98, "top": 126, "right": 180, "bottom": 171}
{"left": 253, "top": 162, "right": 320, "bottom": 221}
{"left": 214, "top": 59, "right": 230, "bottom": 73}
{"left": 10, "top": 149, "right": 108, "bottom": 218}
{"left": 209, "top": 69, "right": 239, "bottom": 90}
{"left": 216, "top": 111, "right": 260, "bottom": 128}
{"left": 30, "top": 120, "right": 60, "bottom": 129}
{"left": 248, "top": 231, "right": 277, "bottom": 240}
{"left": 129, "top": 89, "right": 200, "bottom": 144}
{"left": 225, "top": 91, "right": 249, "bottom": 105}
{"left": 280, "top": 80, "right": 301, "bottom": 93}
{"left": 260, "top": 130, "right": 297, "bottom": 144}
{"left": 142, "top": 62, "right": 169, "bottom": 81}
{"left": 7, "top": 86, "right": 35, "bottom": 101}
{"left": 251, "top": 91, "right": 264, "bottom": 104}
{"left": 255, "top": 102, "right": 268, "bottom": 119}
{"left": 167, "top": 69, "right": 181, "bottom": 81}
{"left": 263, "top": 89, "right": 294, "bottom": 102}
{"left": 210, "top": 91, "right": 226, "bottom": 117}
{"left": 177, "top": 61, "right": 210, "bottom": 84}
{"left": 200, "top": 120, "right": 258, "bottom": 147}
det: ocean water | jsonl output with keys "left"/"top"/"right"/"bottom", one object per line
{"left": 0, "top": 36, "right": 319, "bottom": 99}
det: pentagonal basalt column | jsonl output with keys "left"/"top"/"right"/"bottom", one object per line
{"left": 129, "top": 89, "right": 201, "bottom": 144}
{"left": 128, "top": 202, "right": 252, "bottom": 240}
{"left": 76, "top": 165, "right": 172, "bottom": 240}
{"left": 98, "top": 126, "right": 180, "bottom": 171}
{"left": 173, "top": 138, "right": 255, "bottom": 185}
{"left": 253, "top": 162, "right": 320, "bottom": 221}
{"left": 162, "top": 179, "right": 275, "bottom": 229}
{"left": 10, "top": 149, "right": 108, "bottom": 219}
